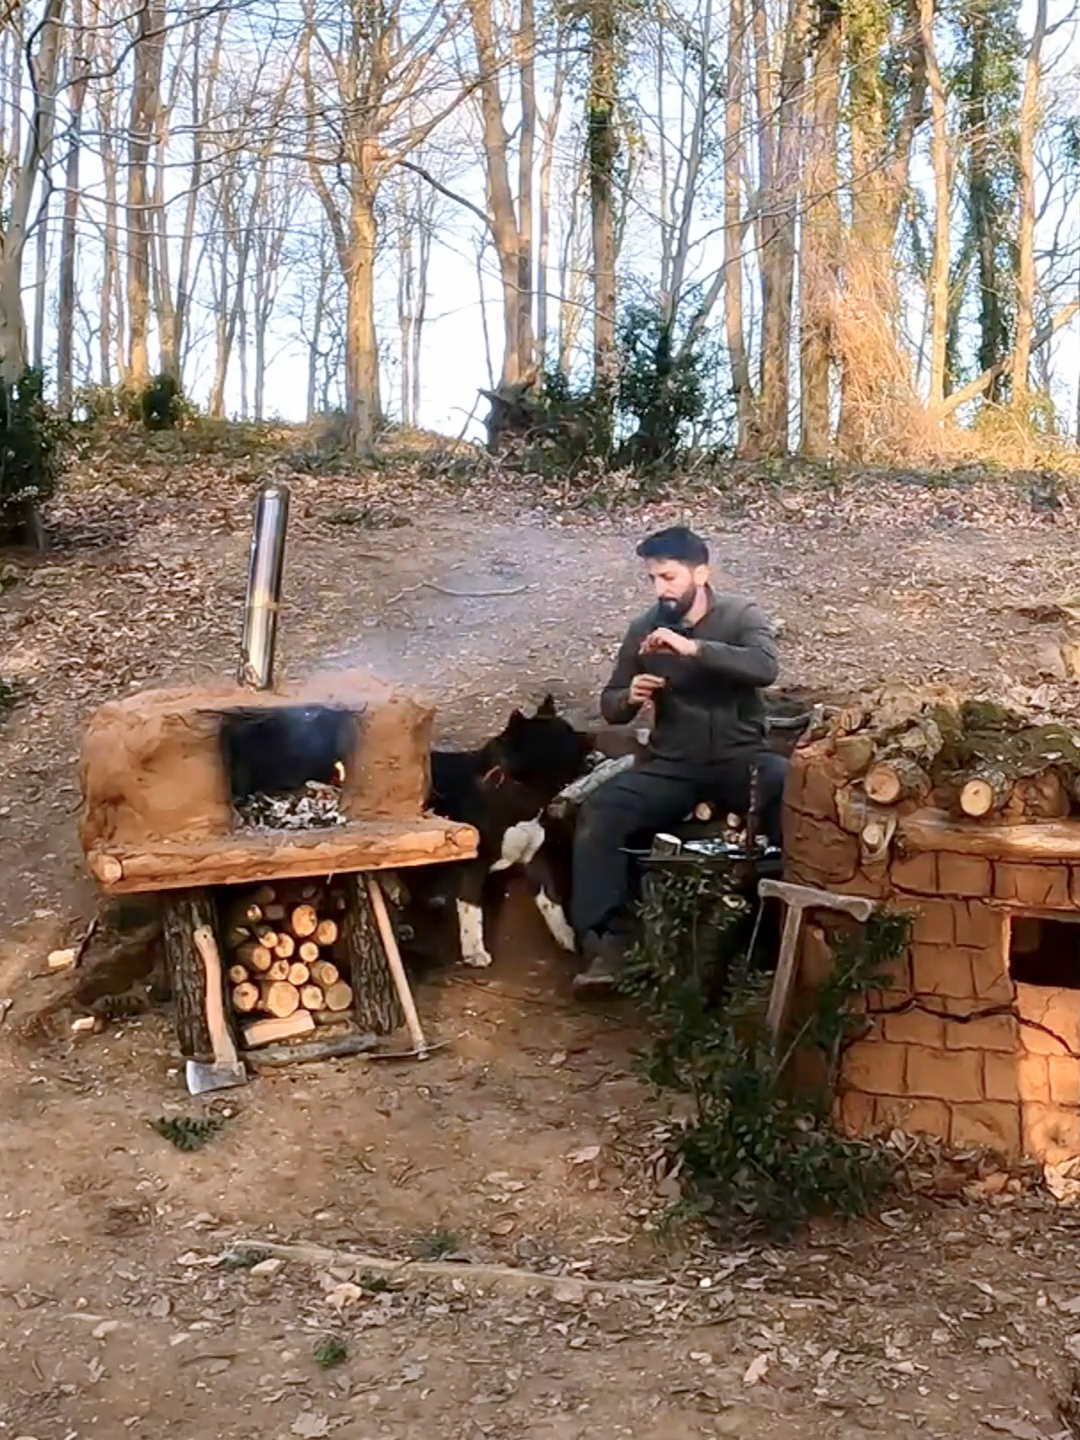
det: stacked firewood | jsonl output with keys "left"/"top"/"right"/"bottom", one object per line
{"left": 223, "top": 882, "right": 354, "bottom": 1045}
{"left": 814, "top": 684, "right": 1080, "bottom": 828}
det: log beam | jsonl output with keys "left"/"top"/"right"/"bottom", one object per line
{"left": 899, "top": 809, "right": 1080, "bottom": 861}
{"left": 86, "top": 816, "right": 478, "bottom": 895}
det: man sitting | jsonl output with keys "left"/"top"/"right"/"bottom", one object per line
{"left": 572, "top": 526, "right": 786, "bottom": 994}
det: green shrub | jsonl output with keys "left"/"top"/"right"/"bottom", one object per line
{"left": 618, "top": 863, "right": 909, "bottom": 1236}
{"left": 0, "top": 368, "right": 67, "bottom": 544}
{"left": 140, "top": 373, "right": 182, "bottom": 430}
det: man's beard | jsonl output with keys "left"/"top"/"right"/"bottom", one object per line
{"left": 655, "top": 586, "right": 697, "bottom": 628}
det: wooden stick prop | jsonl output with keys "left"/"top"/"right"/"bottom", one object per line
{"left": 365, "top": 874, "right": 431, "bottom": 1059}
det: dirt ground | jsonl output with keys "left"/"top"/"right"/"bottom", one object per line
{"left": 1, "top": 437, "right": 1079, "bottom": 1439}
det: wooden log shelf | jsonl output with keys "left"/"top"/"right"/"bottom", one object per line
{"left": 88, "top": 815, "right": 477, "bottom": 894}
{"left": 898, "top": 809, "right": 1080, "bottom": 861}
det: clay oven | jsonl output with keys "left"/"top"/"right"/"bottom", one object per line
{"left": 78, "top": 668, "right": 475, "bottom": 894}
{"left": 76, "top": 482, "right": 478, "bottom": 1062}
{"left": 784, "top": 689, "right": 1079, "bottom": 1165}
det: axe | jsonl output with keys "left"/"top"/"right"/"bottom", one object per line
{"left": 186, "top": 926, "right": 248, "bottom": 1096}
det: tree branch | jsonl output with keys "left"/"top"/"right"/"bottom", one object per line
{"left": 939, "top": 300, "right": 1079, "bottom": 417}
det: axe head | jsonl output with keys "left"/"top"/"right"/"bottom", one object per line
{"left": 185, "top": 1057, "right": 248, "bottom": 1096}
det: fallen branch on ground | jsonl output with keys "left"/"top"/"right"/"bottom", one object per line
{"left": 386, "top": 579, "right": 529, "bottom": 604}
{"left": 227, "top": 1238, "right": 669, "bottom": 1297}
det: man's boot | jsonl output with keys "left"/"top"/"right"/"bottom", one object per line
{"left": 572, "top": 929, "right": 630, "bottom": 997}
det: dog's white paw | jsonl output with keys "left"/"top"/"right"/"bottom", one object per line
{"left": 455, "top": 900, "right": 492, "bottom": 968}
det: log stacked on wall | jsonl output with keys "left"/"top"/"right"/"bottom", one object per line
{"left": 787, "top": 686, "right": 1080, "bottom": 880}
{"left": 222, "top": 881, "right": 355, "bottom": 1046}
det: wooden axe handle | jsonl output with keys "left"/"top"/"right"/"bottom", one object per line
{"left": 194, "top": 925, "right": 239, "bottom": 1067}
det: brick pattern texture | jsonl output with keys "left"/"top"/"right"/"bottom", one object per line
{"left": 786, "top": 742, "right": 1080, "bottom": 1162}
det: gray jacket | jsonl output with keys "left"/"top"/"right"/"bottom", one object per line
{"left": 600, "top": 590, "right": 779, "bottom": 766}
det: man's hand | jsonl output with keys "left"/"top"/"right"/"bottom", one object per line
{"left": 629, "top": 673, "right": 666, "bottom": 706}
{"left": 639, "top": 627, "right": 699, "bottom": 658}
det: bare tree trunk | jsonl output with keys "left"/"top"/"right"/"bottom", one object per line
{"left": 517, "top": 0, "right": 536, "bottom": 376}
{"left": 1011, "top": 0, "right": 1046, "bottom": 404}
{"left": 57, "top": 24, "right": 88, "bottom": 413}
{"left": 397, "top": 172, "right": 414, "bottom": 425}
{"left": 558, "top": 154, "right": 590, "bottom": 375}
{"left": 95, "top": 22, "right": 123, "bottom": 388}
{"left": 757, "top": 0, "right": 809, "bottom": 455}
{"left": 468, "top": 0, "right": 530, "bottom": 388}
{"left": 724, "top": 0, "right": 754, "bottom": 454}
{"left": 836, "top": 0, "right": 926, "bottom": 455}
{"left": 174, "top": 14, "right": 224, "bottom": 388}
{"left": 126, "top": 0, "right": 166, "bottom": 388}
{"left": 412, "top": 217, "right": 430, "bottom": 424}
{"left": 31, "top": 147, "right": 51, "bottom": 370}
{"left": 344, "top": 183, "right": 382, "bottom": 452}
{"left": 153, "top": 47, "right": 185, "bottom": 382}
{"left": 799, "top": 0, "right": 840, "bottom": 455}
{"left": 238, "top": 278, "right": 249, "bottom": 419}
{"left": 589, "top": 0, "right": 618, "bottom": 428}
{"left": 209, "top": 217, "right": 230, "bottom": 417}
{"left": 535, "top": 31, "right": 566, "bottom": 370}
{"left": 921, "top": 0, "right": 949, "bottom": 410}
{"left": 476, "top": 234, "right": 495, "bottom": 390}
{"left": 307, "top": 244, "right": 328, "bottom": 420}
{"left": 0, "top": 0, "right": 64, "bottom": 387}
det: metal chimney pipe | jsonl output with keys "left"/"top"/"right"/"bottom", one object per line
{"left": 237, "top": 481, "right": 290, "bottom": 689}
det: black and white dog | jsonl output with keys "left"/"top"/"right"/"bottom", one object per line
{"left": 420, "top": 696, "right": 595, "bottom": 968}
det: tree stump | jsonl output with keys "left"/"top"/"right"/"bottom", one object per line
{"left": 342, "top": 873, "right": 404, "bottom": 1034}
{"left": 160, "top": 888, "right": 228, "bottom": 1060}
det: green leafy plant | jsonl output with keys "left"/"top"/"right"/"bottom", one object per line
{"left": 315, "top": 1335, "right": 349, "bottom": 1368}
{"left": 615, "top": 291, "right": 729, "bottom": 467}
{"left": 0, "top": 367, "right": 67, "bottom": 544}
{"left": 414, "top": 1228, "right": 457, "bottom": 1260}
{"left": 618, "top": 864, "right": 908, "bottom": 1236}
{"left": 150, "top": 1114, "right": 225, "bottom": 1151}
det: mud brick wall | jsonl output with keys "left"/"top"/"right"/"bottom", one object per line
{"left": 786, "top": 740, "right": 1080, "bottom": 1165}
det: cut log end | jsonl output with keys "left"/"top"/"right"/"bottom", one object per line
{"left": 865, "top": 756, "right": 929, "bottom": 806}
{"left": 259, "top": 980, "right": 301, "bottom": 1018}
{"left": 960, "top": 777, "right": 996, "bottom": 817}
{"left": 959, "top": 768, "right": 1011, "bottom": 818}
{"left": 232, "top": 981, "right": 260, "bottom": 1013}
{"left": 236, "top": 942, "right": 272, "bottom": 973}
{"left": 323, "top": 981, "right": 354, "bottom": 1012}
{"left": 310, "top": 960, "right": 339, "bottom": 988}
{"left": 290, "top": 905, "right": 319, "bottom": 938}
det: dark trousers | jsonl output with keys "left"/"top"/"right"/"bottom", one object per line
{"left": 570, "top": 751, "right": 787, "bottom": 942}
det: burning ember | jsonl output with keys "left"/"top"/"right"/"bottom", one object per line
{"left": 234, "top": 779, "right": 347, "bottom": 831}
{"left": 221, "top": 703, "right": 355, "bottom": 832}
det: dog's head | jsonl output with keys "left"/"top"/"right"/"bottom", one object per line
{"left": 487, "top": 694, "right": 594, "bottom": 798}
